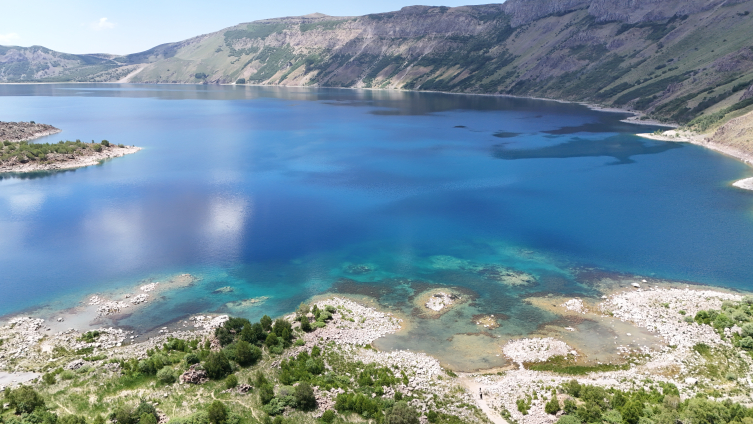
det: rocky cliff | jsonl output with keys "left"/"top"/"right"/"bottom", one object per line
{"left": 2, "top": 1, "right": 753, "bottom": 126}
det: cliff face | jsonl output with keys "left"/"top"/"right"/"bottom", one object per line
{"left": 2, "top": 1, "right": 753, "bottom": 125}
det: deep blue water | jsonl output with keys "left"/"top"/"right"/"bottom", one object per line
{"left": 1, "top": 84, "right": 752, "bottom": 367}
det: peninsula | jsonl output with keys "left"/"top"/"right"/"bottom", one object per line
{"left": 0, "top": 121, "right": 140, "bottom": 173}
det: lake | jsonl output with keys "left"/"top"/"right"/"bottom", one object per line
{"left": 1, "top": 84, "right": 752, "bottom": 370}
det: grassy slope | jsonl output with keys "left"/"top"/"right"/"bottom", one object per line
{"left": 2, "top": 3, "right": 753, "bottom": 127}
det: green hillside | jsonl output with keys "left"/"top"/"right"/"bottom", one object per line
{"left": 2, "top": 2, "right": 753, "bottom": 127}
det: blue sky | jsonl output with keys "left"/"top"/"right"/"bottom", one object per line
{"left": 0, "top": 0, "right": 487, "bottom": 55}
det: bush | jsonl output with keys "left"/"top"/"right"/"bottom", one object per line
{"left": 259, "top": 383, "right": 275, "bottom": 405}
{"left": 92, "top": 143, "right": 102, "bottom": 152}
{"left": 42, "top": 372, "right": 56, "bottom": 385}
{"left": 300, "top": 316, "right": 312, "bottom": 332}
{"left": 204, "top": 352, "right": 232, "bottom": 380}
{"left": 141, "top": 414, "right": 158, "bottom": 424}
{"left": 225, "top": 374, "right": 238, "bottom": 389}
{"left": 185, "top": 353, "right": 200, "bottom": 365}
{"left": 557, "top": 416, "right": 580, "bottom": 424}
{"left": 101, "top": 140, "right": 110, "bottom": 147}
{"left": 207, "top": 401, "right": 227, "bottom": 424}
{"left": 295, "top": 382, "right": 316, "bottom": 410}
{"left": 157, "top": 368, "right": 176, "bottom": 384}
{"left": 260, "top": 315, "right": 273, "bottom": 331}
{"left": 545, "top": 394, "right": 560, "bottom": 415}
{"left": 235, "top": 340, "right": 262, "bottom": 366}
{"left": 59, "top": 415, "right": 87, "bottom": 424}
{"left": 6, "top": 386, "right": 46, "bottom": 414}
{"left": 385, "top": 401, "right": 419, "bottom": 424}
{"left": 320, "top": 410, "right": 336, "bottom": 423}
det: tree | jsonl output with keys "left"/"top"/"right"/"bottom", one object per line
{"left": 225, "top": 374, "right": 238, "bottom": 390}
{"left": 300, "top": 316, "right": 312, "bottom": 332}
{"left": 297, "top": 302, "right": 310, "bottom": 317}
{"left": 622, "top": 400, "right": 644, "bottom": 424}
{"left": 295, "top": 382, "right": 316, "bottom": 411}
{"left": 272, "top": 318, "right": 292, "bottom": 340}
{"left": 157, "top": 368, "right": 176, "bottom": 384}
{"left": 7, "top": 386, "right": 46, "bottom": 414}
{"left": 259, "top": 384, "right": 275, "bottom": 405}
{"left": 100, "top": 140, "right": 110, "bottom": 147}
{"left": 207, "top": 401, "right": 227, "bottom": 424}
{"left": 385, "top": 401, "right": 419, "bottom": 424}
{"left": 260, "top": 315, "right": 273, "bottom": 332}
{"left": 545, "top": 393, "right": 561, "bottom": 415}
{"left": 235, "top": 340, "right": 261, "bottom": 366}
{"left": 321, "top": 410, "right": 336, "bottom": 423}
{"left": 204, "top": 352, "right": 232, "bottom": 380}
{"left": 265, "top": 332, "right": 278, "bottom": 347}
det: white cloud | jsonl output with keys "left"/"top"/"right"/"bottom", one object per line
{"left": 0, "top": 33, "right": 20, "bottom": 44}
{"left": 90, "top": 17, "right": 116, "bottom": 31}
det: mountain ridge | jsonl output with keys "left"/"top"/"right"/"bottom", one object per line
{"left": 1, "top": 1, "right": 753, "bottom": 129}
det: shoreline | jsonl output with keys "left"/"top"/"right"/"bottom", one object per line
{"left": 637, "top": 130, "right": 753, "bottom": 191}
{"left": 0, "top": 145, "right": 142, "bottom": 174}
{"left": 3, "top": 281, "right": 753, "bottom": 424}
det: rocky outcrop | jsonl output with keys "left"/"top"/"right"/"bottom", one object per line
{"left": 0, "top": 121, "right": 60, "bottom": 142}
{"left": 179, "top": 364, "right": 208, "bottom": 384}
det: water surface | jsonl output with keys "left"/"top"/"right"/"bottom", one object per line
{"left": 1, "top": 84, "right": 752, "bottom": 370}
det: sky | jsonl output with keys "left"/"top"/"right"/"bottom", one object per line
{"left": 0, "top": 0, "right": 487, "bottom": 55}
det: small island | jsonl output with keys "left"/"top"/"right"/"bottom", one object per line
{"left": 0, "top": 121, "right": 140, "bottom": 173}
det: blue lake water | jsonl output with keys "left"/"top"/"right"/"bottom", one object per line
{"left": 1, "top": 84, "right": 752, "bottom": 369}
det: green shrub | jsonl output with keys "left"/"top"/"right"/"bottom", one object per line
{"left": 204, "top": 352, "right": 232, "bottom": 379}
{"left": 59, "top": 415, "right": 88, "bottom": 424}
{"left": 225, "top": 374, "right": 238, "bottom": 389}
{"left": 185, "top": 353, "right": 200, "bottom": 365}
{"left": 320, "top": 410, "right": 336, "bottom": 423}
{"left": 300, "top": 316, "right": 312, "bottom": 332}
{"left": 557, "top": 416, "right": 580, "bottom": 424}
{"left": 234, "top": 340, "right": 261, "bottom": 366}
{"left": 6, "top": 386, "right": 46, "bottom": 414}
{"left": 141, "top": 414, "right": 158, "bottom": 424}
{"left": 295, "top": 382, "right": 316, "bottom": 410}
{"left": 207, "top": 401, "right": 227, "bottom": 424}
{"left": 42, "top": 372, "right": 56, "bottom": 385}
{"left": 101, "top": 140, "right": 110, "bottom": 147}
{"left": 385, "top": 401, "right": 419, "bottom": 424}
{"left": 157, "top": 367, "right": 176, "bottom": 384}
{"left": 545, "top": 393, "right": 560, "bottom": 415}
{"left": 92, "top": 143, "right": 102, "bottom": 152}
{"left": 60, "top": 370, "right": 75, "bottom": 380}
{"left": 259, "top": 383, "right": 275, "bottom": 405}
{"left": 235, "top": 78, "right": 246, "bottom": 84}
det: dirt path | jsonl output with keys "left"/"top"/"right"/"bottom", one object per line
{"left": 459, "top": 376, "right": 509, "bottom": 424}
{"left": 117, "top": 64, "right": 148, "bottom": 83}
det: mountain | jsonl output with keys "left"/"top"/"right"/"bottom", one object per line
{"left": 2, "top": 1, "right": 753, "bottom": 128}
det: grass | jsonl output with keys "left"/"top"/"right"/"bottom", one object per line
{"left": 524, "top": 356, "right": 630, "bottom": 375}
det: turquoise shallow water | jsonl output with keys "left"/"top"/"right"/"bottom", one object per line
{"left": 1, "top": 84, "right": 752, "bottom": 368}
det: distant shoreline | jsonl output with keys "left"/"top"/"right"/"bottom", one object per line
{"left": 637, "top": 130, "right": 753, "bottom": 191}
{"left": 0, "top": 121, "right": 141, "bottom": 174}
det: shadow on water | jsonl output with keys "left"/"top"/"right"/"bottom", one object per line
{"left": 491, "top": 135, "right": 683, "bottom": 164}
{"left": 0, "top": 168, "right": 77, "bottom": 180}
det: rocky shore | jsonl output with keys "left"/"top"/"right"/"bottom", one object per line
{"left": 0, "top": 121, "right": 61, "bottom": 142}
{"left": 0, "top": 143, "right": 141, "bottom": 173}
{"left": 2, "top": 284, "right": 753, "bottom": 424}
